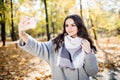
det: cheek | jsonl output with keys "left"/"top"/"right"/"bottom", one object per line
{"left": 74, "top": 28, "right": 78, "bottom": 33}
{"left": 65, "top": 27, "right": 68, "bottom": 32}
{"left": 74, "top": 30, "right": 78, "bottom": 34}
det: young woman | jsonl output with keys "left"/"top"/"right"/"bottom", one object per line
{"left": 18, "top": 14, "right": 98, "bottom": 80}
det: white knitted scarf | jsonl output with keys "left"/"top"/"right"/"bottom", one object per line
{"left": 57, "top": 35, "right": 85, "bottom": 69}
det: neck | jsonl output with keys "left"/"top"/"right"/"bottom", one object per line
{"left": 69, "top": 35, "right": 78, "bottom": 38}
{"left": 71, "top": 36, "right": 75, "bottom": 38}
{"left": 68, "top": 34, "right": 78, "bottom": 38}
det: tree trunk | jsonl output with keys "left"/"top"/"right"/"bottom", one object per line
{"left": 80, "top": 0, "right": 83, "bottom": 18}
{"left": 1, "top": 21, "right": 6, "bottom": 46}
{"left": 10, "top": 0, "right": 17, "bottom": 41}
{"left": 51, "top": 22, "right": 55, "bottom": 37}
{"left": 87, "top": 0, "right": 97, "bottom": 40}
{"left": 43, "top": 0, "right": 50, "bottom": 41}
{"left": 0, "top": 0, "right": 6, "bottom": 46}
{"left": 89, "top": 16, "right": 97, "bottom": 40}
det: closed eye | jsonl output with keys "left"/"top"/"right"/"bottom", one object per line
{"left": 71, "top": 24, "right": 76, "bottom": 27}
{"left": 65, "top": 24, "right": 68, "bottom": 27}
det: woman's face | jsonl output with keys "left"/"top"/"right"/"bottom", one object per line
{"left": 65, "top": 18, "right": 78, "bottom": 38}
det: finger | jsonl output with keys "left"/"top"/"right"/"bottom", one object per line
{"left": 19, "top": 22, "right": 30, "bottom": 31}
{"left": 20, "top": 16, "right": 30, "bottom": 24}
{"left": 22, "top": 19, "right": 31, "bottom": 25}
{"left": 83, "top": 40, "right": 90, "bottom": 45}
{"left": 21, "top": 16, "right": 30, "bottom": 21}
{"left": 19, "top": 21, "right": 29, "bottom": 28}
{"left": 81, "top": 42, "right": 83, "bottom": 46}
{"left": 82, "top": 39, "right": 88, "bottom": 43}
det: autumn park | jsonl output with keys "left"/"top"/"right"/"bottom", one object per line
{"left": 0, "top": 0, "right": 120, "bottom": 80}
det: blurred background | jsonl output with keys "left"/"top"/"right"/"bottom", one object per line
{"left": 0, "top": 0, "right": 120, "bottom": 80}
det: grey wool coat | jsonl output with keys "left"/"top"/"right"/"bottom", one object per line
{"left": 18, "top": 35, "right": 99, "bottom": 80}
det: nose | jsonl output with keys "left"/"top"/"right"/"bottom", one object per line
{"left": 68, "top": 26, "right": 72, "bottom": 30}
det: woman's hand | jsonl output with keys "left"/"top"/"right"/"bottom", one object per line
{"left": 19, "top": 16, "right": 37, "bottom": 31}
{"left": 18, "top": 16, "right": 37, "bottom": 43}
{"left": 81, "top": 39, "right": 91, "bottom": 54}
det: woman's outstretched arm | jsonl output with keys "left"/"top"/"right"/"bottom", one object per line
{"left": 18, "top": 16, "right": 37, "bottom": 43}
{"left": 18, "top": 16, "right": 53, "bottom": 63}
{"left": 18, "top": 30, "right": 28, "bottom": 43}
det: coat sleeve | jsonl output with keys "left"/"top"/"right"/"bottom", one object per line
{"left": 18, "top": 35, "right": 53, "bottom": 63}
{"left": 83, "top": 50, "right": 99, "bottom": 77}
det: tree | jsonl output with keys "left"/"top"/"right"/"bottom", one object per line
{"left": 43, "top": 0, "right": 50, "bottom": 40}
{"left": 80, "top": 0, "right": 83, "bottom": 18}
{"left": 48, "top": 0, "right": 75, "bottom": 34}
{"left": 0, "top": 0, "right": 6, "bottom": 46}
{"left": 10, "top": 0, "right": 17, "bottom": 41}
{"left": 87, "top": 0, "right": 97, "bottom": 40}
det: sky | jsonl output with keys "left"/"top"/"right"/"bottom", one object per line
{"left": 75, "top": 0, "right": 97, "bottom": 9}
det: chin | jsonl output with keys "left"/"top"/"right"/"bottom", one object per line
{"left": 68, "top": 34, "right": 73, "bottom": 36}
{"left": 68, "top": 35, "right": 77, "bottom": 38}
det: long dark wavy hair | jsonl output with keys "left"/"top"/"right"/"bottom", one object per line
{"left": 52, "top": 14, "right": 96, "bottom": 52}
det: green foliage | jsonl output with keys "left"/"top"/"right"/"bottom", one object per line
{"left": 115, "top": 19, "right": 120, "bottom": 28}
{"left": 0, "top": 0, "right": 120, "bottom": 38}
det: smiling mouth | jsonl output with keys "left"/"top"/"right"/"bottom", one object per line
{"left": 69, "top": 31, "right": 73, "bottom": 33}
{"left": 68, "top": 31, "right": 73, "bottom": 33}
